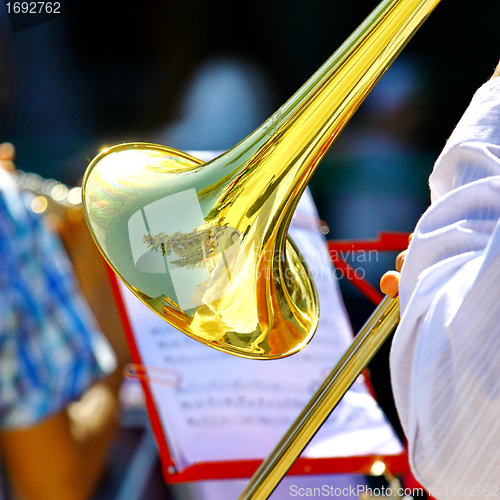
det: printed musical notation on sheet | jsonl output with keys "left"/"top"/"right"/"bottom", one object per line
{"left": 119, "top": 280, "right": 403, "bottom": 470}
{"left": 117, "top": 189, "right": 403, "bottom": 469}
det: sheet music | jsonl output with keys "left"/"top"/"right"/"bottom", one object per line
{"left": 120, "top": 189, "right": 403, "bottom": 471}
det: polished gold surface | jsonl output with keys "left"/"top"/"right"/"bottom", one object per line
{"left": 238, "top": 296, "right": 400, "bottom": 500}
{"left": 83, "top": 0, "right": 440, "bottom": 359}
{"left": 83, "top": 143, "right": 318, "bottom": 359}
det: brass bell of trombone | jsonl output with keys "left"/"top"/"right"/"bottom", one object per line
{"left": 82, "top": 0, "right": 440, "bottom": 360}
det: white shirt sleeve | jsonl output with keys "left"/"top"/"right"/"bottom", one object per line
{"left": 390, "top": 77, "right": 500, "bottom": 496}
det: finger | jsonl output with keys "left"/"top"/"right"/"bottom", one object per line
{"left": 380, "top": 270, "right": 400, "bottom": 298}
{"left": 395, "top": 250, "right": 407, "bottom": 272}
{"left": 492, "top": 59, "right": 500, "bottom": 79}
{"left": 0, "top": 143, "right": 16, "bottom": 161}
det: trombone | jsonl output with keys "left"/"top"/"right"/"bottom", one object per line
{"left": 82, "top": 0, "right": 442, "bottom": 497}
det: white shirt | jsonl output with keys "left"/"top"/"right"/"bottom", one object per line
{"left": 391, "top": 77, "right": 500, "bottom": 497}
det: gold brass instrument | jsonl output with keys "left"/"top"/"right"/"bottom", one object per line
{"left": 82, "top": 0, "right": 440, "bottom": 360}
{"left": 82, "top": 0, "right": 440, "bottom": 496}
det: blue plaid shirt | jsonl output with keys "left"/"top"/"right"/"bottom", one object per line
{"left": 0, "top": 170, "right": 116, "bottom": 429}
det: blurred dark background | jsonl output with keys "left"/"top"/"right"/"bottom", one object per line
{"left": 0, "top": 0, "right": 498, "bottom": 182}
{"left": 0, "top": 0, "right": 498, "bottom": 444}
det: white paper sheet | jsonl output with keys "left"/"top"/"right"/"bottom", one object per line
{"left": 119, "top": 189, "right": 403, "bottom": 472}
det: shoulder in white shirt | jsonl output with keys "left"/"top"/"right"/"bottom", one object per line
{"left": 390, "top": 77, "right": 500, "bottom": 496}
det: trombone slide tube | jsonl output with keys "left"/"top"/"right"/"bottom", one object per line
{"left": 238, "top": 296, "right": 400, "bottom": 500}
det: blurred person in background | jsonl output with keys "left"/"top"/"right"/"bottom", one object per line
{"left": 0, "top": 142, "right": 128, "bottom": 500}
{"left": 155, "top": 54, "right": 275, "bottom": 152}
